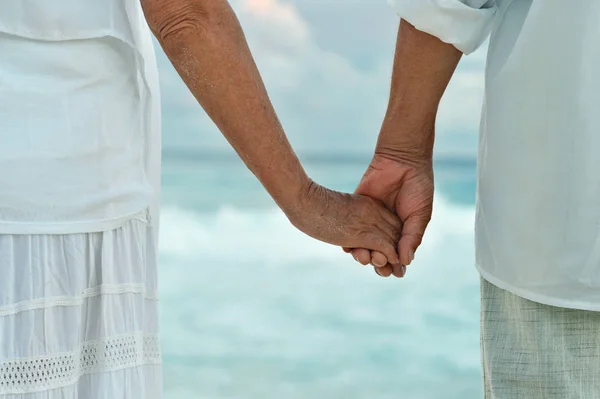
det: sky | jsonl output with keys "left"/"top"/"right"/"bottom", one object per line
{"left": 156, "top": 0, "right": 489, "bottom": 158}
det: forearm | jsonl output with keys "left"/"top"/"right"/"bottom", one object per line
{"left": 377, "top": 20, "right": 463, "bottom": 161}
{"left": 142, "top": 0, "right": 308, "bottom": 210}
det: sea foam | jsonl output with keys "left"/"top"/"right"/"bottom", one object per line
{"left": 157, "top": 194, "right": 481, "bottom": 398}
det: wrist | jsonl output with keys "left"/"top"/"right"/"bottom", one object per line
{"left": 271, "top": 173, "right": 314, "bottom": 217}
{"left": 375, "top": 118, "right": 435, "bottom": 165}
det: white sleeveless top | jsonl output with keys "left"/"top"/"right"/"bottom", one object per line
{"left": 0, "top": 0, "right": 161, "bottom": 237}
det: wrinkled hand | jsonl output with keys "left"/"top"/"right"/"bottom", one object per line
{"left": 344, "top": 153, "right": 434, "bottom": 278}
{"left": 284, "top": 180, "right": 402, "bottom": 264}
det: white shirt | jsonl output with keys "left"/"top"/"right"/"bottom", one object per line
{"left": 390, "top": 0, "right": 600, "bottom": 310}
{"left": 0, "top": 0, "right": 161, "bottom": 239}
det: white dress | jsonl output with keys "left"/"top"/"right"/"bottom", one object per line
{"left": 0, "top": 217, "right": 162, "bottom": 398}
{"left": 0, "top": 0, "right": 163, "bottom": 397}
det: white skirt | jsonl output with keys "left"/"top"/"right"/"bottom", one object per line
{"left": 0, "top": 218, "right": 162, "bottom": 398}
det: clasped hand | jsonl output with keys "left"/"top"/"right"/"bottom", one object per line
{"left": 285, "top": 153, "right": 433, "bottom": 279}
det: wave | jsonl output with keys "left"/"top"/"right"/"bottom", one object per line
{"left": 156, "top": 195, "right": 482, "bottom": 398}
{"left": 158, "top": 194, "right": 475, "bottom": 261}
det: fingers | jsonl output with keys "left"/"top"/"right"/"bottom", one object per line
{"left": 346, "top": 248, "right": 387, "bottom": 268}
{"left": 398, "top": 209, "right": 431, "bottom": 266}
{"left": 350, "top": 248, "right": 371, "bottom": 265}
{"left": 372, "top": 251, "right": 406, "bottom": 278}
{"left": 381, "top": 207, "right": 402, "bottom": 233}
{"left": 377, "top": 215, "right": 402, "bottom": 249}
{"left": 392, "top": 263, "right": 407, "bottom": 278}
{"left": 372, "top": 209, "right": 402, "bottom": 264}
{"left": 374, "top": 264, "right": 393, "bottom": 277}
{"left": 377, "top": 205, "right": 402, "bottom": 238}
{"left": 346, "top": 249, "right": 406, "bottom": 279}
{"left": 363, "top": 233, "right": 400, "bottom": 266}
{"left": 370, "top": 251, "right": 388, "bottom": 268}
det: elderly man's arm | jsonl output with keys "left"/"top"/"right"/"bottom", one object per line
{"left": 376, "top": 20, "right": 463, "bottom": 163}
{"left": 139, "top": 0, "right": 403, "bottom": 262}
{"left": 348, "top": 1, "right": 498, "bottom": 277}
{"left": 345, "top": 20, "right": 463, "bottom": 277}
{"left": 347, "top": 0, "right": 498, "bottom": 276}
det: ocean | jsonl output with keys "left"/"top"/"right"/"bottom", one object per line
{"left": 157, "top": 151, "right": 481, "bottom": 398}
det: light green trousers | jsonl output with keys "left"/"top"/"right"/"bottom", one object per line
{"left": 481, "top": 277, "right": 600, "bottom": 398}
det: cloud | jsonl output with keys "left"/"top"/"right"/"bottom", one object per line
{"left": 156, "top": 0, "right": 487, "bottom": 157}
{"left": 240, "top": 0, "right": 309, "bottom": 46}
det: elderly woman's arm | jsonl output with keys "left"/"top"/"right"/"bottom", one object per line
{"left": 140, "top": 0, "right": 402, "bottom": 263}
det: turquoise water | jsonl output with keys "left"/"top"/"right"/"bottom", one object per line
{"left": 157, "top": 151, "right": 481, "bottom": 398}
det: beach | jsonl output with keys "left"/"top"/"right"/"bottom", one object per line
{"left": 154, "top": 2, "right": 484, "bottom": 395}
{"left": 158, "top": 153, "right": 480, "bottom": 398}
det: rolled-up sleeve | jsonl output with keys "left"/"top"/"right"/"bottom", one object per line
{"left": 388, "top": 0, "right": 498, "bottom": 54}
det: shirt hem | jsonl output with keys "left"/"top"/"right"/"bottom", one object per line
{"left": 476, "top": 264, "right": 600, "bottom": 312}
{"left": 0, "top": 208, "right": 150, "bottom": 235}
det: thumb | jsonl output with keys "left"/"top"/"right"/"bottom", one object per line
{"left": 398, "top": 209, "right": 431, "bottom": 266}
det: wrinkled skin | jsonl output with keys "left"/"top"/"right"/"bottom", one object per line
{"left": 344, "top": 154, "right": 434, "bottom": 278}
{"left": 287, "top": 180, "right": 403, "bottom": 265}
